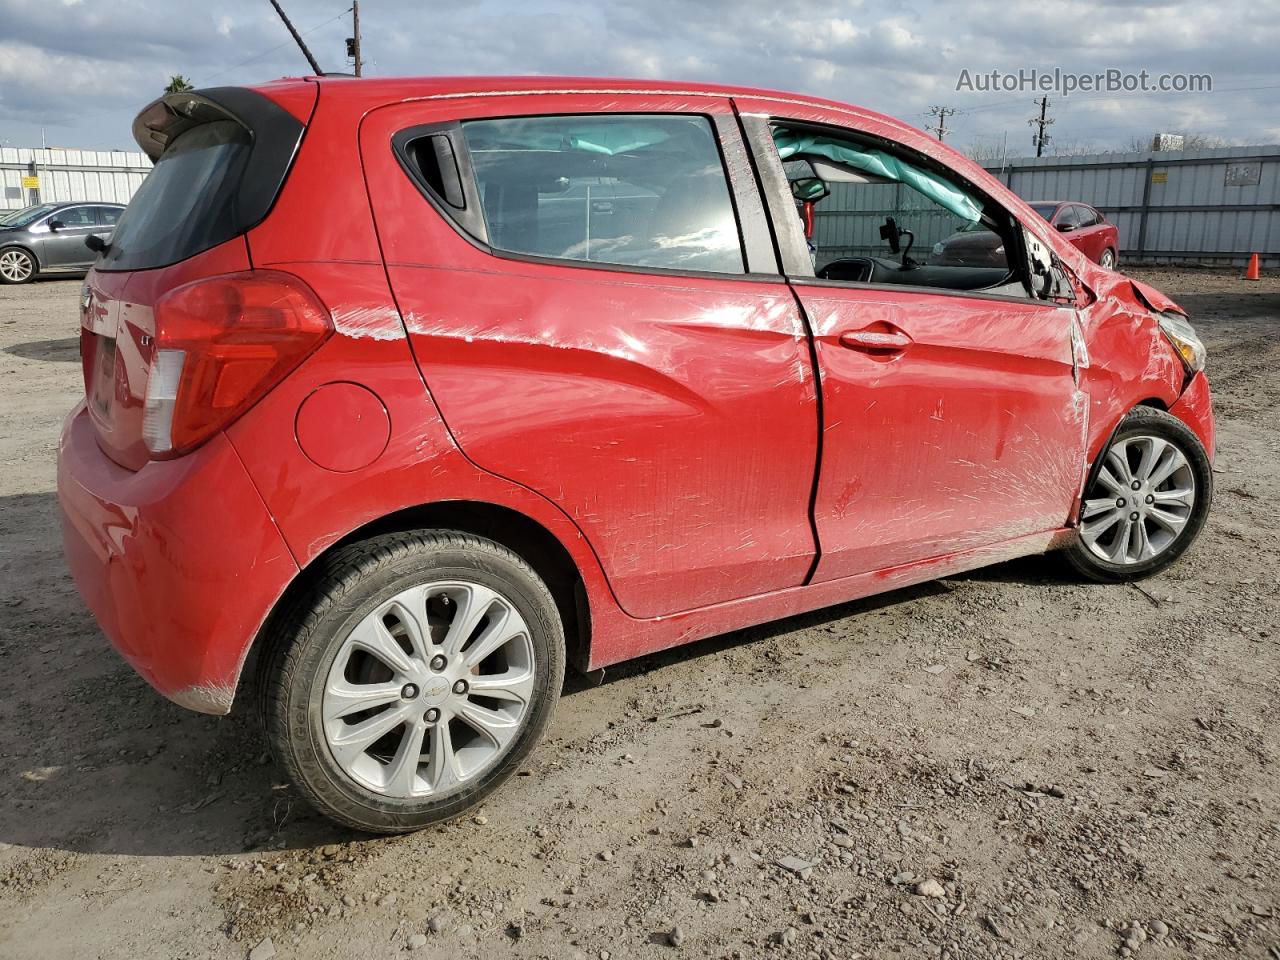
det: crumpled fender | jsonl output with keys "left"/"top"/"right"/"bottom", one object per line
{"left": 1124, "top": 275, "right": 1186, "bottom": 317}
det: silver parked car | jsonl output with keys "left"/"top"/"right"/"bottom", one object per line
{"left": 0, "top": 202, "right": 124, "bottom": 284}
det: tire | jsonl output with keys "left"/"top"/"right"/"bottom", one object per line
{"left": 1099, "top": 248, "right": 1117, "bottom": 270}
{"left": 261, "top": 530, "right": 565, "bottom": 833}
{"left": 0, "top": 247, "right": 37, "bottom": 285}
{"left": 1064, "top": 406, "right": 1212, "bottom": 583}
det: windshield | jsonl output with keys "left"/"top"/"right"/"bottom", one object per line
{"left": 99, "top": 119, "right": 251, "bottom": 271}
{"left": 2, "top": 204, "right": 59, "bottom": 228}
{"left": 1030, "top": 203, "right": 1059, "bottom": 221}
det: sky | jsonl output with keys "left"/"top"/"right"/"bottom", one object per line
{"left": 1, "top": 0, "right": 1277, "bottom": 156}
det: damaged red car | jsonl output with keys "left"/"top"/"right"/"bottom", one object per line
{"left": 58, "top": 77, "right": 1214, "bottom": 833}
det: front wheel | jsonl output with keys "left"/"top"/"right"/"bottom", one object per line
{"left": 0, "top": 248, "right": 37, "bottom": 284}
{"left": 261, "top": 531, "right": 565, "bottom": 833}
{"left": 1064, "top": 406, "right": 1212, "bottom": 582}
{"left": 1099, "top": 248, "right": 1117, "bottom": 270}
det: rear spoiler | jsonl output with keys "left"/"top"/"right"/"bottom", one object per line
{"left": 128, "top": 87, "right": 307, "bottom": 245}
{"left": 131, "top": 86, "right": 304, "bottom": 163}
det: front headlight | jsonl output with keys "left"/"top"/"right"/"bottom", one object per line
{"left": 1156, "top": 310, "right": 1206, "bottom": 372}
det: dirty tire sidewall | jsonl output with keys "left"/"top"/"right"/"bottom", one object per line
{"left": 265, "top": 531, "right": 565, "bottom": 833}
{"left": 1065, "top": 405, "right": 1213, "bottom": 583}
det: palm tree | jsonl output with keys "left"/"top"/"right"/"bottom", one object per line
{"left": 165, "top": 75, "right": 194, "bottom": 94}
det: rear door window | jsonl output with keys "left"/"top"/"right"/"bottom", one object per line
{"left": 458, "top": 114, "right": 745, "bottom": 275}
{"left": 94, "top": 206, "right": 122, "bottom": 226}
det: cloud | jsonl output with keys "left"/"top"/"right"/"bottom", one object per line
{"left": 0, "top": 0, "right": 1274, "bottom": 153}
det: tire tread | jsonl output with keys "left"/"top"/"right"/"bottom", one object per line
{"left": 259, "top": 530, "right": 562, "bottom": 833}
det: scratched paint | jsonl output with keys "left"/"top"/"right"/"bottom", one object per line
{"left": 331, "top": 305, "right": 405, "bottom": 341}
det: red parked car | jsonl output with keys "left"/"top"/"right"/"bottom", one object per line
{"left": 58, "top": 77, "right": 1213, "bottom": 833}
{"left": 930, "top": 200, "right": 1120, "bottom": 270}
{"left": 1033, "top": 201, "right": 1121, "bottom": 268}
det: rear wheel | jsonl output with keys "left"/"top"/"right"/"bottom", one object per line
{"left": 1099, "top": 248, "right": 1117, "bottom": 270}
{"left": 0, "top": 248, "right": 36, "bottom": 284}
{"left": 1064, "top": 407, "right": 1212, "bottom": 582}
{"left": 261, "top": 531, "right": 564, "bottom": 833}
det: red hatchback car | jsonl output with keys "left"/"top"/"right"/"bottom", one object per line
{"left": 58, "top": 77, "right": 1214, "bottom": 832}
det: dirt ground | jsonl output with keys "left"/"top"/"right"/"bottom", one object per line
{"left": 0, "top": 267, "right": 1276, "bottom": 960}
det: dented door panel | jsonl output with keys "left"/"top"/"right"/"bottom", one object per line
{"left": 798, "top": 286, "right": 1085, "bottom": 580}
{"left": 360, "top": 94, "right": 820, "bottom": 619}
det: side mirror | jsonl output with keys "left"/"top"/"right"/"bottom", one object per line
{"left": 1056, "top": 222, "right": 1074, "bottom": 233}
{"left": 879, "top": 216, "right": 901, "bottom": 254}
{"left": 48, "top": 219, "right": 64, "bottom": 232}
{"left": 85, "top": 234, "right": 107, "bottom": 254}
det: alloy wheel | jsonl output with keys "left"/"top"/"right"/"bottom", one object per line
{"left": 322, "top": 580, "right": 537, "bottom": 798}
{"left": 1080, "top": 434, "right": 1196, "bottom": 565}
{"left": 0, "top": 249, "right": 34, "bottom": 283}
{"left": 1100, "top": 249, "right": 1116, "bottom": 269}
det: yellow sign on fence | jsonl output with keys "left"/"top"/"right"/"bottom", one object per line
{"left": 1151, "top": 171, "right": 1169, "bottom": 184}
{"left": 20, "top": 176, "right": 39, "bottom": 189}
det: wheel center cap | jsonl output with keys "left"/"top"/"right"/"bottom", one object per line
{"left": 421, "top": 677, "right": 452, "bottom": 706}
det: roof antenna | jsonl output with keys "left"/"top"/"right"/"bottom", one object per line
{"left": 266, "top": 0, "right": 324, "bottom": 76}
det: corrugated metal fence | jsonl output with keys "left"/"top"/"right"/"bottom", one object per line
{"left": 810, "top": 144, "right": 1280, "bottom": 270}
{"left": 989, "top": 145, "right": 1280, "bottom": 268}
{"left": 1, "top": 147, "right": 151, "bottom": 213}
{"left": 810, "top": 180, "right": 971, "bottom": 263}
{"left": 6, "top": 141, "right": 1278, "bottom": 268}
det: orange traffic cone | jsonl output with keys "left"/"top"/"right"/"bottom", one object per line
{"left": 1243, "top": 253, "right": 1261, "bottom": 281}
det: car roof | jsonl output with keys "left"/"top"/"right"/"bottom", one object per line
{"left": 254, "top": 74, "right": 905, "bottom": 130}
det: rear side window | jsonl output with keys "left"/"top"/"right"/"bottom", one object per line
{"left": 95, "top": 206, "right": 122, "bottom": 226}
{"left": 458, "top": 114, "right": 745, "bottom": 275}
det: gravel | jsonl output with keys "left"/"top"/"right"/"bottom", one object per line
{"left": 0, "top": 269, "right": 1276, "bottom": 959}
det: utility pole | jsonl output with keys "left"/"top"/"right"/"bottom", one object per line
{"left": 926, "top": 106, "right": 956, "bottom": 141}
{"left": 348, "top": 1, "right": 362, "bottom": 76}
{"left": 1028, "top": 96, "right": 1054, "bottom": 157}
{"left": 266, "top": 0, "right": 323, "bottom": 75}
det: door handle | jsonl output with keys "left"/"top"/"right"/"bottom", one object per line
{"left": 838, "top": 327, "right": 913, "bottom": 353}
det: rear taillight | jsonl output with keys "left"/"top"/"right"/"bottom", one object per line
{"left": 142, "top": 270, "right": 332, "bottom": 458}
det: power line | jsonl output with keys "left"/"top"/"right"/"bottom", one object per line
{"left": 954, "top": 81, "right": 1280, "bottom": 117}
{"left": 926, "top": 105, "right": 957, "bottom": 141}
{"left": 347, "top": 0, "right": 363, "bottom": 76}
{"left": 202, "top": 8, "right": 349, "bottom": 85}
{"left": 1028, "top": 96, "right": 1054, "bottom": 157}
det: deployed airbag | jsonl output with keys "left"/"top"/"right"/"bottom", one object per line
{"left": 774, "top": 128, "right": 983, "bottom": 223}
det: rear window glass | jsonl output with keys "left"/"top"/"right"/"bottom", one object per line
{"left": 460, "top": 114, "right": 744, "bottom": 275}
{"left": 99, "top": 120, "right": 251, "bottom": 271}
